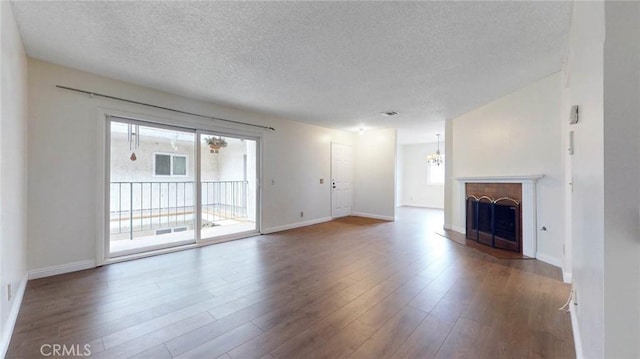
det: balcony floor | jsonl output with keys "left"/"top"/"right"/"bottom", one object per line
{"left": 110, "top": 221, "right": 256, "bottom": 256}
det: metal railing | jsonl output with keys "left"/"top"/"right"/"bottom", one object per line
{"left": 110, "top": 180, "right": 248, "bottom": 239}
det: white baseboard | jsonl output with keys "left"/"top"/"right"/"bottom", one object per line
{"left": 351, "top": 212, "right": 395, "bottom": 221}
{"left": 28, "top": 259, "right": 96, "bottom": 280}
{"left": 563, "top": 271, "right": 572, "bottom": 284}
{"left": 450, "top": 225, "right": 466, "bottom": 234}
{"left": 0, "top": 273, "right": 28, "bottom": 359}
{"left": 398, "top": 204, "right": 444, "bottom": 210}
{"left": 261, "top": 217, "right": 332, "bottom": 235}
{"left": 570, "top": 300, "right": 584, "bottom": 359}
{"left": 443, "top": 223, "right": 453, "bottom": 230}
{"left": 535, "top": 253, "right": 562, "bottom": 268}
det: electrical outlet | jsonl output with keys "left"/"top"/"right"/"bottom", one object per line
{"left": 300, "top": 211, "right": 304, "bottom": 217}
{"left": 320, "top": 178, "right": 324, "bottom": 184}
{"left": 7, "top": 284, "right": 11, "bottom": 301}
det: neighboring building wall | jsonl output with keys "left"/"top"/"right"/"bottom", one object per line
{"left": 398, "top": 142, "right": 445, "bottom": 209}
{"left": 0, "top": 2, "right": 29, "bottom": 356}
{"left": 110, "top": 131, "right": 248, "bottom": 183}
{"left": 445, "top": 73, "right": 565, "bottom": 268}
{"left": 110, "top": 134, "right": 197, "bottom": 182}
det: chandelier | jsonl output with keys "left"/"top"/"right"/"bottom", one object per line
{"left": 427, "top": 134, "right": 443, "bottom": 166}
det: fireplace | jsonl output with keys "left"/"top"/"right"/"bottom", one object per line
{"left": 454, "top": 175, "right": 543, "bottom": 258}
{"left": 465, "top": 183, "right": 522, "bottom": 253}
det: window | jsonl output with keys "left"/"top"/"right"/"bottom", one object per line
{"left": 154, "top": 153, "right": 187, "bottom": 176}
{"left": 428, "top": 160, "right": 445, "bottom": 184}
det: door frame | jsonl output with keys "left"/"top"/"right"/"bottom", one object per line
{"left": 96, "top": 107, "right": 263, "bottom": 265}
{"left": 330, "top": 142, "right": 353, "bottom": 218}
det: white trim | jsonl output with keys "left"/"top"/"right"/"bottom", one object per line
{"left": 570, "top": 302, "right": 584, "bottom": 359}
{"left": 96, "top": 112, "right": 109, "bottom": 266}
{"left": 454, "top": 174, "right": 545, "bottom": 182}
{"left": 563, "top": 271, "right": 573, "bottom": 284}
{"left": 443, "top": 223, "right": 466, "bottom": 233}
{"left": 0, "top": 273, "right": 27, "bottom": 359}
{"left": 262, "top": 217, "right": 332, "bottom": 234}
{"left": 28, "top": 260, "right": 96, "bottom": 280}
{"left": 450, "top": 225, "right": 466, "bottom": 234}
{"left": 535, "top": 253, "right": 562, "bottom": 268}
{"left": 398, "top": 204, "right": 444, "bottom": 210}
{"left": 351, "top": 212, "right": 395, "bottom": 221}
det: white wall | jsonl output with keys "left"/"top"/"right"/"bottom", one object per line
{"left": 561, "top": 2, "right": 640, "bottom": 357}
{"left": 443, "top": 119, "right": 454, "bottom": 227}
{"left": 353, "top": 128, "right": 397, "bottom": 220}
{"left": 260, "top": 117, "right": 355, "bottom": 231}
{"left": 445, "top": 73, "right": 565, "bottom": 267}
{"left": 0, "top": 2, "right": 29, "bottom": 356}
{"left": 601, "top": 2, "right": 639, "bottom": 357}
{"left": 26, "top": 59, "right": 356, "bottom": 273}
{"left": 564, "top": 2, "right": 605, "bottom": 357}
{"left": 398, "top": 142, "right": 444, "bottom": 209}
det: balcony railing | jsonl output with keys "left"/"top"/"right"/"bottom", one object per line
{"left": 110, "top": 180, "right": 248, "bottom": 239}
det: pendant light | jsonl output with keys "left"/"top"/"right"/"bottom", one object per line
{"left": 427, "top": 134, "right": 443, "bottom": 166}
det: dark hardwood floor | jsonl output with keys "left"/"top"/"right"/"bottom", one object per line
{"left": 7, "top": 207, "right": 574, "bottom": 358}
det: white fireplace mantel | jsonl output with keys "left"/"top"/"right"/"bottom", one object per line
{"left": 454, "top": 174, "right": 544, "bottom": 258}
{"left": 454, "top": 174, "right": 545, "bottom": 183}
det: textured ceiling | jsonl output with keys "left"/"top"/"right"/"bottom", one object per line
{"left": 11, "top": 1, "right": 572, "bottom": 141}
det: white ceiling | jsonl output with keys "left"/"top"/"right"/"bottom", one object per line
{"left": 11, "top": 1, "right": 572, "bottom": 143}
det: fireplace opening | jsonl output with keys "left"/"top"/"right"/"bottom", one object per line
{"left": 493, "top": 204, "right": 517, "bottom": 242}
{"left": 465, "top": 183, "right": 522, "bottom": 253}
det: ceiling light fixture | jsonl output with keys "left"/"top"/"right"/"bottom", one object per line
{"left": 427, "top": 134, "right": 443, "bottom": 166}
{"left": 380, "top": 111, "right": 399, "bottom": 117}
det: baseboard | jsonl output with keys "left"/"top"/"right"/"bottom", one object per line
{"left": 261, "top": 217, "right": 332, "bottom": 234}
{"left": 398, "top": 204, "right": 444, "bottom": 210}
{"left": 443, "top": 223, "right": 453, "bottom": 230}
{"left": 570, "top": 300, "right": 584, "bottom": 359}
{"left": 563, "top": 271, "right": 572, "bottom": 284}
{"left": 451, "top": 225, "right": 466, "bottom": 234}
{"left": 535, "top": 253, "right": 562, "bottom": 268}
{"left": 351, "top": 212, "right": 395, "bottom": 221}
{"left": 28, "top": 259, "right": 96, "bottom": 280}
{"left": 0, "top": 273, "right": 28, "bottom": 359}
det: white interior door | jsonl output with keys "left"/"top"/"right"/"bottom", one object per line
{"left": 331, "top": 143, "right": 353, "bottom": 218}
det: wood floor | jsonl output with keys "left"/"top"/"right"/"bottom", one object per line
{"left": 8, "top": 207, "right": 575, "bottom": 359}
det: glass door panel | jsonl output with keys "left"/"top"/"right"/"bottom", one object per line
{"left": 109, "top": 119, "right": 196, "bottom": 257}
{"left": 199, "top": 133, "right": 257, "bottom": 241}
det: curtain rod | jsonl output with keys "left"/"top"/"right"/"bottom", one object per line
{"left": 56, "top": 85, "right": 275, "bottom": 131}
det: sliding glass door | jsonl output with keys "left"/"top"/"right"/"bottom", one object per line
{"left": 108, "top": 118, "right": 197, "bottom": 257}
{"left": 106, "top": 116, "right": 259, "bottom": 258}
{"left": 199, "top": 133, "right": 257, "bottom": 241}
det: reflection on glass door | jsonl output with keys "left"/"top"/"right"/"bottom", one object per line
{"left": 109, "top": 118, "right": 196, "bottom": 257}
{"left": 199, "top": 134, "right": 257, "bottom": 240}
